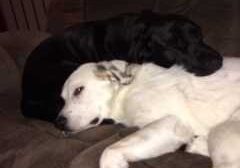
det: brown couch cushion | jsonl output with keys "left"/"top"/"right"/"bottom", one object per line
{"left": 0, "top": 32, "right": 50, "bottom": 71}
{"left": 0, "top": 113, "right": 211, "bottom": 168}
{"left": 0, "top": 46, "right": 21, "bottom": 114}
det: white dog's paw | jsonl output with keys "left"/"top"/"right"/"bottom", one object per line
{"left": 100, "top": 148, "right": 129, "bottom": 168}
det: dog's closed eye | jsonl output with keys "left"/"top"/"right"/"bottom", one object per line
{"left": 73, "top": 86, "right": 84, "bottom": 96}
{"left": 90, "top": 117, "right": 99, "bottom": 125}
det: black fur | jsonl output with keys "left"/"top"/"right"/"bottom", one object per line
{"left": 21, "top": 11, "right": 222, "bottom": 122}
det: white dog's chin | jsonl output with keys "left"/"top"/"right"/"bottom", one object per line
{"left": 61, "top": 126, "right": 94, "bottom": 137}
{"left": 62, "top": 122, "right": 102, "bottom": 136}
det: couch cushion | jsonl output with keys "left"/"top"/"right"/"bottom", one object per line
{"left": 0, "top": 31, "right": 50, "bottom": 72}
{"left": 0, "top": 46, "right": 21, "bottom": 114}
{"left": 0, "top": 113, "right": 211, "bottom": 168}
{"left": 0, "top": 32, "right": 50, "bottom": 115}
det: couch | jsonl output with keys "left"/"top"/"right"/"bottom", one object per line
{"left": 0, "top": 0, "right": 239, "bottom": 168}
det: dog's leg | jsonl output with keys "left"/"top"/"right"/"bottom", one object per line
{"left": 208, "top": 120, "right": 240, "bottom": 168}
{"left": 186, "top": 135, "right": 209, "bottom": 156}
{"left": 100, "top": 115, "right": 193, "bottom": 168}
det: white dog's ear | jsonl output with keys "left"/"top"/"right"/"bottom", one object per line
{"left": 94, "top": 61, "right": 134, "bottom": 85}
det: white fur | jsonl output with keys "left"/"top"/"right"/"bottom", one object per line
{"left": 61, "top": 57, "right": 240, "bottom": 168}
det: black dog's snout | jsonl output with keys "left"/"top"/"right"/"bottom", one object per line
{"left": 55, "top": 115, "right": 67, "bottom": 130}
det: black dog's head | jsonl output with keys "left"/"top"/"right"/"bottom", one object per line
{"left": 127, "top": 13, "right": 222, "bottom": 76}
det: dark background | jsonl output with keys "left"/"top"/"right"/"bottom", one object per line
{"left": 1, "top": 0, "right": 239, "bottom": 56}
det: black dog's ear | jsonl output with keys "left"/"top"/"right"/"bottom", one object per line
{"left": 94, "top": 61, "right": 135, "bottom": 85}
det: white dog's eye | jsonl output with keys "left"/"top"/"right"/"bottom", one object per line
{"left": 90, "top": 117, "right": 100, "bottom": 125}
{"left": 73, "top": 86, "right": 84, "bottom": 96}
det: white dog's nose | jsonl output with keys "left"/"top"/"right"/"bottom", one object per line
{"left": 55, "top": 115, "right": 67, "bottom": 130}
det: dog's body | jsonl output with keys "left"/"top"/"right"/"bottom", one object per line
{"left": 58, "top": 57, "right": 240, "bottom": 168}
{"left": 21, "top": 11, "right": 222, "bottom": 122}
{"left": 111, "top": 57, "right": 240, "bottom": 132}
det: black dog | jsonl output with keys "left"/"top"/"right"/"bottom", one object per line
{"left": 21, "top": 11, "right": 222, "bottom": 122}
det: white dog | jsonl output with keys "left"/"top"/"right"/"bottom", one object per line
{"left": 57, "top": 57, "right": 240, "bottom": 168}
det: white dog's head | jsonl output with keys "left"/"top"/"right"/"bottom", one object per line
{"left": 55, "top": 60, "right": 135, "bottom": 132}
